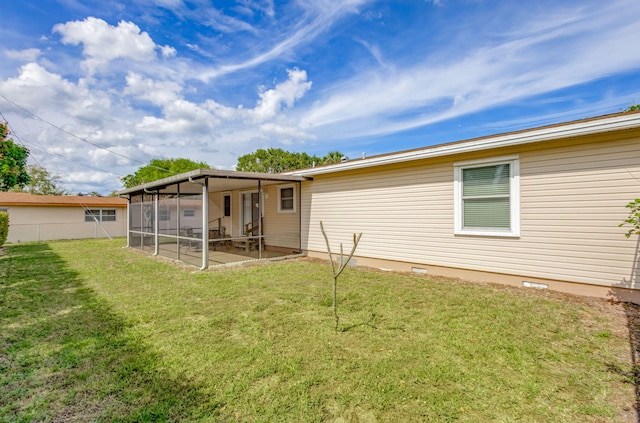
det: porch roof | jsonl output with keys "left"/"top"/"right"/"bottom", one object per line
{"left": 117, "top": 169, "right": 311, "bottom": 197}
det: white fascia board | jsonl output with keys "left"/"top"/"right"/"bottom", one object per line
{"left": 290, "top": 113, "right": 640, "bottom": 177}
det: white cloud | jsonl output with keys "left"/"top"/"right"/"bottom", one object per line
{"left": 0, "top": 63, "right": 87, "bottom": 111}
{"left": 252, "top": 68, "right": 311, "bottom": 122}
{"left": 259, "top": 122, "right": 314, "bottom": 142}
{"left": 53, "top": 17, "right": 159, "bottom": 74}
{"left": 4, "top": 48, "right": 42, "bottom": 62}
{"left": 124, "top": 72, "right": 182, "bottom": 105}
{"left": 238, "top": 0, "right": 275, "bottom": 18}
{"left": 4, "top": 0, "right": 638, "bottom": 195}
{"left": 153, "top": 0, "right": 185, "bottom": 8}
{"left": 196, "top": 0, "right": 372, "bottom": 81}
{"left": 62, "top": 171, "right": 122, "bottom": 193}
{"left": 299, "top": 2, "right": 640, "bottom": 139}
{"left": 160, "top": 45, "right": 177, "bottom": 58}
{"left": 201, "top": 7, "right": 257, "bottom": 33}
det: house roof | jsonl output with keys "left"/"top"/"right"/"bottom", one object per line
{"left": 117, "top": 168, "right": 311, "bottom": 196}
{"left": 288, "top": 110, "right": 640, "bottom": 176}
{"left": 0, "top": 192, "right": 127, "bottom": 207}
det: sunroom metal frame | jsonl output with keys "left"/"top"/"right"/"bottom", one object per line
{"left": 118, "top": 169, "right": 311, "bottom": 270}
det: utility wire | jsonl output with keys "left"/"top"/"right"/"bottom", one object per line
{"left": 1, "top": 106, "right": 119, "bottom": 177}
{"left": 26, "top": 142, "right": 122, "bottom": 178}
{"left": 0, "top": 94, "right": 174, "bottom": 175}
{"left": 0, "top": 111, "right": 45, "bottom": 169}
{"left": 0, "top": 94, "right": 143, "bottom": 164}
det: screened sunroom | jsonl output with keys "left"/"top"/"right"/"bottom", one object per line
{"left": 117, "top": 169, "right": 310, "bottom": 269}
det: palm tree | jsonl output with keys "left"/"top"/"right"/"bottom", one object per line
{"left": 323, "top": 151, "right": 344, "bottom": 164}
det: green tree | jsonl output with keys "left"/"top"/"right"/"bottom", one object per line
{"left": 625, "top": 104, "right": 640, "bottom": 112}
{"left": 121, "top": 158, "right": 212, "bottom": 188}
{"left": 0, "top": 122, "right": 30, "bottom": 191}
{"left": 322, "top": 151, "right": 345, "bottom": 164}
{"left": 236, "top": 148, "right": 344, "bottom": 173}
{"left": 12, "top": 164, "right": 66, "bottom": 195}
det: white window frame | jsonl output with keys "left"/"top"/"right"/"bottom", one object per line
{"left": 85, "top": 209, "right": 117, "bottom": 223}
{"left": 454, "top": 155, "right": 520, "bottom": 237}
{"left": 159, "top": 208, "right": 171, "bottom": 221}
{"left": 277, "top": 184, "right": 296, "bottom": 213}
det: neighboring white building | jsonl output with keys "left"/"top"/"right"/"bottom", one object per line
{"left": 0, "top": 192, "right": 128, "bottom": 243}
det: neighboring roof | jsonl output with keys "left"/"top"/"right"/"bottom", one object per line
{"left": 0, "top": 192, "right": 127, "bottom": 207}
{"left": 288, "top": 110, "right": 640, "bottom": 176}
{"left": 117, "top": 168, "right": 311, "bottom": 196}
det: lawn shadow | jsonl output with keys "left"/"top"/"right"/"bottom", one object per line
{"left": 339, "top": 312, "right": 380, "bottom": 332}
{"left": 0, "top": 243, "right": 220, "bottom": 422}
{"left": 609, "top": 235, "right": 640, "bottom": 422}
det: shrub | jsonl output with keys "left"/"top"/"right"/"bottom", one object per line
{"left": 0, "top": 211, "right": 8, "bottom": 246}
{"left": 620, "top": 199, "right": 640, "bottom": 238}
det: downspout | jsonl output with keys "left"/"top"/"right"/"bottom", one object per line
{"left": 189, "top": 176, "right": 209, "bottom": 270}
{"left": 258, "top": 179, "right": 262, "bottom": 260}
{"left": 298, "top": 181, "right": 302, "bottom": 254}
{"left": 176, "top": 184, "right": 181, "bottom": 260}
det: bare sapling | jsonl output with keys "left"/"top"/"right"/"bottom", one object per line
{"left": 319, "top": 221, "right": 362, "bottom": 331}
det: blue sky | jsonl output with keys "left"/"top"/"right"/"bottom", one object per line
{"left": 1, "top": 0, "right": 639, "bottom": 194}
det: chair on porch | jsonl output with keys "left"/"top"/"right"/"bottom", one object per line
{"left": 233, "top": 218, "right": 264, "bottom": 252}
{"left": 179, "top": 226, "right": 199, "bottom": 251}
{"left": 208, "top": 226, "right": 227, "bottom": 250}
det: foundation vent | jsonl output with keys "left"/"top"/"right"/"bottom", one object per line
{"left": 523, "top": 281, "right": 548, "bottom": 289}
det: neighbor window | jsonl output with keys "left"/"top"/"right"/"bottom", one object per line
{"left": 278, "top": 185, "right": 295, "bottom": 213}
{"left": 223, "top": 194, "right": 231, "bottom": 217}
{"left": 454, "top": 156, "right": 520, "bottom": 237}
{"left": 159, "top": 208, "right": 171, "bottom": 221}
{"left": 85, "top": 209, "right": 116, "bottom": 222}
{"left": 0, "top": 208, "right": 7, "bottom": 213}
{"left": 183, "top": 209, "right": 195, "bottom": 217}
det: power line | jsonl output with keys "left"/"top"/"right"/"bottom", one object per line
{"left": 0, "top": 111, "right": 45, "bottom": 169}
{"left": 2, "top": 108, "right": 121, "bottom": 179}
{"left": 26, "top": 142, "right": 122, "bottom": 178}
{"left": 0, "top": 94, "right": 175, "bottom": 175}
{"left": 0, "top": 94, "right": 147, "bottom": 164}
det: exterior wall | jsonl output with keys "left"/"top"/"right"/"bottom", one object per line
{"left": 211, "top": 183, "right": 301, "bottom": 249}
{"left": 4, "top": 205, "right": 127, "bottom": 243}
{"left": 301, "top": 132, "right": 640, "bottom": 295}
{"left": 262, "top": 184, "right": 301, "bottom": 250}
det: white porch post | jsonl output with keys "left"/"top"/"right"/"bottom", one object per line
{"left": 153, "top": 192, "right": 159, "bottom": 256}
{"left": 126, "top": 197, "right": 131, "bottom": 248}
{"left": 201, "top": 178, "right": 209, "bottom": 270}
{"left": 176, "top": 187, "right": 181, "bottom": 260}
{"left": 258, "top": 179, "right": 262, "bottom": 259}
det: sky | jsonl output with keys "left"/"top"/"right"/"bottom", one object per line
{"left": 1, "top": 0, "right": 640, "bottom": 195}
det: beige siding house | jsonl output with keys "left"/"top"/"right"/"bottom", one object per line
{"left": 118, "top": 111, "right": 640, "bottom": 302}
{"left": 0, "top": 192, "right": 127, "bottom": 243}
{"left": 292, "top": 111, "right": 640, "bottom": 302}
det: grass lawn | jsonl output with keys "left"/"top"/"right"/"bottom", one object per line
{"left": 0, "top": 238, "right": 636, "bottom": 422}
